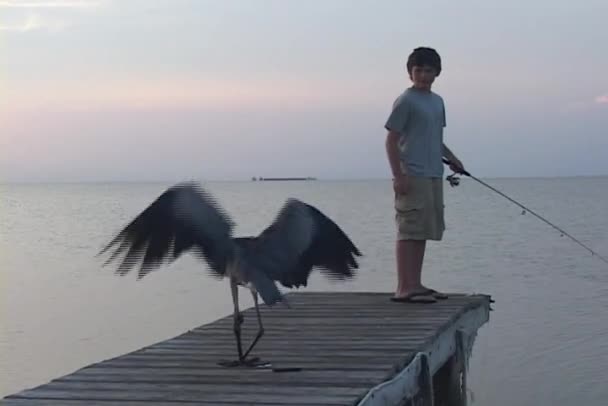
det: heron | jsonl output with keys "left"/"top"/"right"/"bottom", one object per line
{"left": 97, "top": 182, "right": 362, "bottom": 367}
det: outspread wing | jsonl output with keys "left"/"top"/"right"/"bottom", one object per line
{"left": 243, "top": 198, "right": 362, "bottom": 289}
{"left": 97, "top": 182, "right": 236, "bottom": 279}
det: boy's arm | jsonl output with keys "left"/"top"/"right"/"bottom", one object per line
{"left": 442, "top": 143, "right": 458, "bottom": 162}
{"left": 386, "top": 131, "right": 409, "bottom": 194}
{"left": 442, "top": 143, "right": 465, "bottom": 172}
{"left": 384, "top": 97, "right": 409, "bottom": 178}
{"left": 386, "top": 131, "right": 405, "bottom": 178}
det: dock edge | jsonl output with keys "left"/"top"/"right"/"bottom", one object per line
{"left": 355, "top": 294, "right": 491, "bottom": 405}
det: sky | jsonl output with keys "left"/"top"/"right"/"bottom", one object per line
{"left": 1, "top": 0, "right": 607, "bottom": 181}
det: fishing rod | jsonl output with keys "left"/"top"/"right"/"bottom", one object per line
{"left": 442, "top": 158, "right": 608, "bottom": 265}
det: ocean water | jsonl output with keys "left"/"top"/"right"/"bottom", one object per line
{"left": 1, "top": 177, "right": 607, "bottom": 405}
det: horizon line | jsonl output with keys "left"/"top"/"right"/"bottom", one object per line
{"left": 2, "top": 174, "right": 607, "bottom": 185}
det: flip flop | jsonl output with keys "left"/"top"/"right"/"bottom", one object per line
{"left": 390, "top": 292, "right": 437, "bottom": 303}
{"left": 423, "top": 289, "right": 448, "bottom": 300}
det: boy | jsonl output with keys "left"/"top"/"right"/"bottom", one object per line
{"left": 384, "top": 47, "right": 465, "bottom": 303}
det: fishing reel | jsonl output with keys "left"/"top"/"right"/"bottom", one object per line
{"left": 446, "top": 172, "right": 461, "bottom": 187}
{"left": 443, "top": 158, "right": 469, "bottom": 187}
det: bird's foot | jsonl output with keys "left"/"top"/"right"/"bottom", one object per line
{"left": 217, "top": 356, "right": 270, "bottom": 368}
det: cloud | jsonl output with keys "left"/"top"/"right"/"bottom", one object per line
{"left": 0, "top": 13, "right": 65, "bottom": 31}
{"left": 595, "top": 94, "right": 608, "bottom": 104}
{"left": 0, "top": 0, "right": 105, "bottom": 32}
{"left": 0, "top": 0, "right": 101, "bottom": 7}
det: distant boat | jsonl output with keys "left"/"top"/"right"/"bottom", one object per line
{"left": 255, "top": 177, "right": 317, "bottom": 181}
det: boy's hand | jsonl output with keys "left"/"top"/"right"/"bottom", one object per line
{"left": 393, "top": 174, "right": 409, "bottom": 195}
{"left": 449, "top": 159, "right": 466, "bottom": 174}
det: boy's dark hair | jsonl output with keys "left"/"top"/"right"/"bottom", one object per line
{"left": 406, "top": 47, "right": 442, "bottom": 76}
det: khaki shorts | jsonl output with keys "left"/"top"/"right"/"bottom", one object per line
{"left": 395, "top": 176, "right": 445, "bottom": 241}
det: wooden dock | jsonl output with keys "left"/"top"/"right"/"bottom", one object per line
{"left": 2, "top": 292, "right": 492, "bottom": 406}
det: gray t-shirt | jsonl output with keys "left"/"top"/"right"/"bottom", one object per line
{"left": 384, "top": 87, "right": 446, "bottom": 178}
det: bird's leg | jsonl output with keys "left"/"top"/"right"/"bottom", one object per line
{"left": 242, "top": 291, "right": 265, "bottom": 360}
{"left": 231, "top": 278, "right": 244, "bottom": 361}
{"left": 218, "top": 278, "right": 251, "bottom": 367}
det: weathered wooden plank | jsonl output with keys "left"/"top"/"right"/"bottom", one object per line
{"left": 239, "top": 306, "right": 472, "bottom": 314}
{"left": 135, "top": 348, "right": 421, "bottom": 358}
{"left": 192, "top": 320, "right": 450, "bottom": 329}
{"left": 95, "top": 358, "right": 396, "bottom": 370}
{"left": 197, "top": 318, "right": 456, "bottom": 328}
{"left": 160, "top": 332, "right": 434, "bottom": 339}
{"left": 148, "top": 341, "right": 427, "bottom": 352}
{"left": 259, "top": 292, "right": 474, "bottom": 299}
{"left": 1, "top": 400, "right": 331, "bottom": 406}
{"left": 191, "top": 325, "right": 445, "bottom": 333}
{"left": 238, "top": 311, "right": 465, "bottom": 317}
{"left": 243, "top": 302, "right": 476, "bottom": 310}
{"left": 7, "top": 389, "right": 359, "bottom": 405}
{"left": 142, "top": 337, "right": 429, "bottom": 349}
{"left": 57, "top": 373, "right": 386, "bottom": 387}
{"left": 148, "top": 340, "right": 429, "bottom": 348}
{"left": 120, "top": 353, "right": 408, "bottom": 365}
{"left": 142, "top": 339, "right": 429, "bottom": 350}
{"left": 210, "top": 307, "right": 468, "bottom": 315}
{"left": 253, "top": 308, "right": 481, "bottom": 318}
{"left": 104, "top": 349, "right": 414, "bottom": 370}
{"left": 103, "top": 354, "right": 403, "bottom": 366}
{"left": 189, "top": 327, "right": 445, "bottom": 337}
{"left": 253, "top": 301, "right": 477, "bottom": 309}
{"left": 22, "top": 381, "right": 371, "bottom": 397}
{"left": 67, "top": 368, "right": 386, "bottom": 381}
{"left": 154, "top": 333, "right": 436, "bottom": 342}
{"left": 194, "top": 316, "right": 453, "bottom": 335}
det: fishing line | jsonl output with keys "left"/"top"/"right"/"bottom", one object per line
{"left": 443, "top": 158, "right": 608, "bottom": 265}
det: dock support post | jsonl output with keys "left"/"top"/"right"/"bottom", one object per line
{"left": 434, "top": 329, "right": 467, "bottom": 406}
{"left": 450, "top": 330, "right": 467, "bottom": 406}
{"left": 418, "top": 353, "right": 434, "bottom": 406}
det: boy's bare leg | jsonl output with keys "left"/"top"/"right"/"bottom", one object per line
{"left": 395, "top": 239, "right": 427, "bottom": 297}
